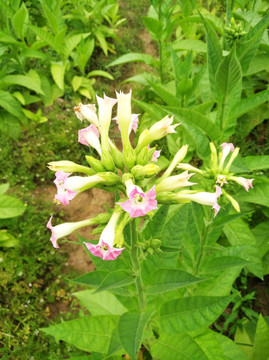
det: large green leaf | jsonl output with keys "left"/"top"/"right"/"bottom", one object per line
{"left": 229, "top": 89, "right": 269, "bottom": 120}
{"left": 200, "top": 14, "right": 222, "bottom": 96}
{"left": 107, "top": 53, "right": 155, "bottom": 67}
{"left": 0, "top": 194, "right": 25, "bottom": 219}
{"left": 164, "top": 106, "right": 221, "bottom": 140}
{"left": 194, "top": 330, "right": 227, "bottom": 360}
{"left": 0, "top": 230, "right": 19, "bottom": 247}
{"left": 0, "top": 183, "right": 9, "bottom": 195}
{"left": 159, "top": 296, "right": 231, "bottom": 334}
{"left": 237, "top": 14, "right": 269, "bottom": 73}
{"left": 215, "top": 47, "right": 242, "bottom": 99}
{"left": 2, "top": 75, "right": 44, "bottom": 94}
{"left": 146, "top": 268, "right": 204, "bottom": 295}
{"left": 29, "top": 25, "right": 59, "bottom": 52}
{"left": 118, "top": 310, "right": 153, "bottom": 360}
{"left": 143, "top": 17, "right": 163, "bottom": 39}
{"left": 147, "top": 81, "right": 179, "bottom": 106}
{"left": 172, "top": 39, "right": 207, "bottom": 53}
{"left": 42, "top": 315, "right": 119, "bottom": 353}
{"left": 152, "top": 333, "right": 209, "bottom": 360}
{"left": 74, "top": 290, "right": 127, "bottom": 315}
{"left": 0, "top": 90, "right": 24, "bottom": 118}
{"left": 200, "top": 255, "right": 249, "bottom": 275}
{"left": 236, "top": 178, "right": 269, "bottom": 208}
{"left": 242, "top": 155, "right": 269, "bottom": 171}
{"left": 71, "top": 271, "right": 110, "bottom": 287}
{"left": 252, "top": 315, "right": 269, "bottom": 360}
{"left": 216, "top": 332, "right": 248, "bottom": 360}
{"left": 11, "top": 3, "right": 28, "bottom": 40}
{"left": 95, "top": 270, "right": 135, "bottom": 293}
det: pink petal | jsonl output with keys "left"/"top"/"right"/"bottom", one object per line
{"left": 151, "top": 150, "right": 161, "bottom": 162}
{"left": 220, "top": 142, "right": 235, "bottom": 152}
{"left": 46, "top": 216, "right": 60, "bottom": 249}
{"left": 84, "top": 241, "right": 124, "bottom": 260}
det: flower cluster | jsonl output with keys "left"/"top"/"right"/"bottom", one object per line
{"left": 47, "top": 91, "right": 253, "bottom": 261}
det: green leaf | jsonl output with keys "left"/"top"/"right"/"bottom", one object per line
{"left": 146, "top": 269, "right": 204, "bottom": 295}
{"left": 252, "top": 315, "right": 269, "bottom": 360}
{"left": 229, "top": 89, "right": 269, "bottom": 120}
{"left": 0, "top": 90, "right": 24, "bottom": 118}
{"left": 242, "top": 155, "right": 269, "bottom": 171}
{"left": 29, "top": 25, "right": 58, "bottom": 52}
{"left": 237, "top": 14, "right": 269, "bottom": 73}
{"left": 173, "top": 39, "right": 207, "bottom": 53}
{"left": 0, "top": 194, "right": 25, "bottom": 219}
{"left": 87, "top": 70, "right": 114, "bottom": 80}
{"left": 143, "top": 17, "right": 163, "bottom": 39}
{"left": 246, "top": 54, "right": 269, "bottom": 75}
{"left": 107, "top": 53, "right": 155, "bottom": 67}
{"left": 152, "top": 333, "right": 209, "bottom": 360}
{"left": 11, "top": 3, "right": 28, "bottom": 40}
{"left": 215, "top": 47, "right": 242, "bottom": 99}
{"left": 51, "top": 62, "right": 65, "bottom": 90}
{"left": 71, "top": 271, "right": 110, "bottom": 287}
{"left": 200, "top": 256, "right": 249, "bottom": 275}
{"left": 147, "top": 81, "right": 179, "bottom": 106}
{"left": 0, "top": 230, "right": 19, "bottom": 247}
{"left": 72, "top": 76, "right": 83, "bottom": 92}
{"left": 118, "top": 310, "right": 153, "bottom": 360}
{"left": 0, "top": 183, "right": 9, "bottom": 195}
{"left": 74, "top": 290, "right": 127, "bottom": 315}
{"left": 200, "top": 14, "right": 222, "bottom": 96}
{"left": 164, "top": 106, "right": 221, "bottom": 140}
{"left": 159, "top": 296, "right": 231, "bottom": 334}
{"left": 42, "top": 315, "right": 119, "bottom": 353}
{"left": 236, "top": 178, "right": 269, "bottom": 208}
{"left": 95, "top": 270, "right": 135, "bottom": 293}
{"left": 216, "top": 332, "right": 248, "bottom": 360}
{"left": 63, "top": 33, "right": 91, "bottom": 59}
{"left": 2, "top": 75, "right": 44, "bottom": 95}
{"left": 194, "top": 330, "right": 227, "bottom": 360}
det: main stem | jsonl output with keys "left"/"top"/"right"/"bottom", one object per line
{"left": 130, "top": 221, "right": 146, "bottom": 310}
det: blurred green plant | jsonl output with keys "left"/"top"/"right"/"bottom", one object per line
{"left": 0, "top": 0, "right": 123, "bottom": 139}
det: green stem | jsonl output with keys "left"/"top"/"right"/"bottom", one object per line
{"left": 130, "top": 221, "right": 146, "bottom": 310}
{"left": 158, "top": 40, "right": 164, "bottom": 84}
{"left": 194, "top": 212, "right": 212, "bottom": 275}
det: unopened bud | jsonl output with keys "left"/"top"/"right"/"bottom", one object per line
{"left": 85, "top": 156, "right": 105, "bottom": 172}
{"left": 48, "top": 161, "right": 95, "bottom": 175}
{"left": 136, "top": 146, "right": 155, "bottom": 166}
{"left": 101, "top": 150, "right": 115, "bottom": 171}
{"left": 109, "top": 141, "right": 124, "bottom": 170}
{"left": 123, "top": 146, "right": 136, "bottom": 169}
{"left": 131, "top": 164, "right": 159, "bottom": 180}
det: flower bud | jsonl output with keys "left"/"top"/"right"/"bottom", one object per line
{"left": 222, "top": 190, "right": 240, "bottom": 212}
{"left": 177, "top": 163, "right": 204, "bottom": 175}
{"left": 160, "top": 145, "right": 188, "bottom": 180}
{"left": 109, "top": 140, "right": 124, "bottom": 170}
{"left": 85, "top": 155, "right": 105, "bottom": 172}
{"left": 131, "top": 164, "right": 159, "bottom": 180}
{"left": 74, "top": 103, "right": 99, "bottom": 128}
{"left": 123, "top": 145, "right": 136, "bottom": 169}
{"left": 136, "top": 146, "right": 156, "bottom": 166}
{"left": 116, "top": 90, "right": 132, "bottom": 143}
{"left": 156, "top": 171, "right": 196, "bottom": 192}
{"left": 101, "top": 150, "right": 115, "bottom": 171}
{"left": 210, "top": 142, "right": 218, "bottom": 169}
{"left": 48, "top": 161, "right": 95, "bottom": 175}
{"left": 224, "top": 147, "right": 240, "bottom": 172}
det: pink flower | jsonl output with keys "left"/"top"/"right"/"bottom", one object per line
{"left": 229, "top": 176, "right": 254, "bottom": 192}
{"left": 47, "top": 216, "right": 94, "bottom": 249}
{"left": 54, "top": 171, "right": 78, "bottom": 206}
{"left": 118, "top": 186, "right": 158, "bottom": 218}
{"left": 84, "top": 212, "right": 124, "bottom": 260}
{"left": 78, "top": 124, "right": 102, "bottom": 155}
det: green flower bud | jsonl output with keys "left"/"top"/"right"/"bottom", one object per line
{"left": 123, "top": 145, "right": 136, "bottom": 169}
{"left": 131, "top": 164, "right": 159, "bottom": 180}
{"left": 101, "top": 150, "right": 115, "bottom": 171}
{"left": 98, "top": 172, "right": 122, "bottom": 185}
{"left": 136, "top": 146, "right": 155, "bottom": 166}
{"left": 109, "top": 140, "right": 124, "bottom": 170}
{"left": 85, "top": 155, "right": 105, "bottom": 172}
{"left": 48, "top": 160, "right": 95, "bottom": 175}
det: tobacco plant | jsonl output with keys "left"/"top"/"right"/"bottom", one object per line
{"left": 42, "top": 91, "right": 268, "bottom": 359}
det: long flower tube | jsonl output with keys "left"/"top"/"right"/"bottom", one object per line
{"left": 155, "top": 171, "right": 196, "bottom": 193}
{"left": 47, "top": 213, "right": 110, "bottom": 249}
{"left": 157, "top": 186, "right": 222, "bottom": 217}
{"left": 84, "top": 210, "right": 125, "bottom": 260}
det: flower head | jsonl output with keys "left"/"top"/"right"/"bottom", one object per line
{"left": 156, "top": 171, "right": 196, "bottom": 193}
{"left": 54, "top": 171, "right": 78, "bottom": 205}
{"left": 78, "top": 124, "right": 102, "bottom": 156}
{"left": 118, "top": 185, "right": 158, "bottom": 218}
{"left": 216, "top": 175, "right": 228, "bottom": 187}
{"left": 84, "top": 211, "right": 124, "bottom": 260}
{"left": 219, "top": 143, "right": 235, "bottom": 169}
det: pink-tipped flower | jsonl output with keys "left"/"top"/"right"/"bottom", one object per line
{"left": 219, "top": 143, "right": 235, "bottom": 169}
{"left": 229, "top": 176, "right": 254, "bottom": 192}
{"left": 74, "top": 103, "right": 99, "bottom": 128}
{"left": 118, "top": 185, "right": 158, "bottom": 218}
{"left": 170, "top": 186, "right": 222, "bottom": 217}
{"left": 54, "top": 171, "right": 78, "bottom": 206}
{"left": 84, "top": 212, "right": 124, "bottom": 260}
{"left": 155, "top": 171, "right": 196, "bottom": 193}
{"left": 47, "top": 216, "right": 93, "bottom": 249}
{"left": 96, "top": 94, "right": 117, "bottom": 130}
{"left": 113, "top": 113, "right": 139, "bottom": 135}
{"left": 78, "top": 124, "right": 102, "bottom": 156}
{"left": 216, "top": 175, "right": 228, "bottom": 187}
